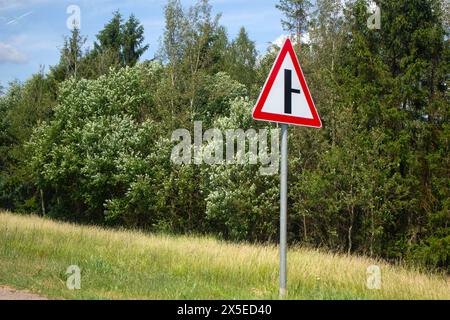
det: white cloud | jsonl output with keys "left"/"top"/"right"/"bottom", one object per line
{"left": 273, "top": 33, "right": 310, "bottom": 48}
{"left": 273, "top": 34, "right": 288, "bottom": 48}
{"left": 0, "top": 42, "right": 27, "bottom": 64}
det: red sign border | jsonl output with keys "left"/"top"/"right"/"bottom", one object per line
{"left": 252, "top": 38, "right": 322, "bottom": 128}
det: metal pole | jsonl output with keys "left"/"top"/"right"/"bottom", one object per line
{"left": 280, "top": 123, "right": 288, "bottom": 297}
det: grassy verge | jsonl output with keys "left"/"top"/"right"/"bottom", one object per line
{"left": 0, "top": 211, "right": 448, "bottom": 300}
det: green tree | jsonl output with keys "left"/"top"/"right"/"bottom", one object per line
{"left": 94, "top": 11, "right": 123, "bottom": 60}
{"left": 204, "top": 98, "right": 279, "bottom": 241}
{"left": 61, "top": 27, "right": 86, "bottom": 78}
{"left": 122, "top": 14, "right": 150, "bottom": 66}
{"left": 93, "top": 11, "right": 149, "bottom": 67}
{"left": 27, "top": 63, "right": 164, "bottom": 223}
{"left": 51, "top": 27, "right": 87, "bottom": 81}
{"left": 225, "top": 27, "right": 257, "bottom": 91}
{"left": 0, "top": 72, "right": 56, "bottom": 213}
{"left": 276, "top": 0, "right": 313, "bottom": 51}
{"left": 160, "top": 0, "right": 228, "bottom": 124}
{"left": 158, "top": 0, "right": 186, "bottom": 127}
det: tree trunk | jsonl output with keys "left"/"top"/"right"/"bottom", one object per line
{"left": 348, "top": 161, "right": 355, "bottom": 255}
{"left": 370, "top": 206, "right": 374, "bottom": 257}
{"left": 40, "top": 188, "right": 46, "bottom": 217}
{"left": 303, "top": 212, "right": 308, "bottom": 242}
{"left": 331, "top": 41, "right": 336, "bottom": 147}
{"left": 348, "top": 205, "right": 354, "bottom": 255}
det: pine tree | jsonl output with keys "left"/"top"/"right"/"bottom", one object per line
{"left": 225, "top": 27, "right": 257, "bottom": 90}
{"left": 92, "top": 11, "right": 149, "bottom": 68}
{"left": 122, "top": 15, "right": 149, "bottom": 66}
{"left": 94, "top": 11, "right": 123, "bottom": 59}
{"left": 61, "top": 27, "right": 86, "bottom": 79}
{"left": 276, "top": 0, "right": 313, "bottom": 51}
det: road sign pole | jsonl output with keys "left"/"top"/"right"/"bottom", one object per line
{"left": 252, "top": 38, "right": 322, "bottom": 297}
{"left": 279, "top": 123, "right": 288, "bottom": 297}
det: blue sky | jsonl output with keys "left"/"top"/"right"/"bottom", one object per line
{"left": 0, "top": 0, "right": 286, "bottom": 87}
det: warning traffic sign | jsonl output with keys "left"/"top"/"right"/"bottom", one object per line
{"left": 252, "top": 37, "right": 322, "bottom": 297}
{"left": 252, "top": 38, "right": 322, "bottom": 128}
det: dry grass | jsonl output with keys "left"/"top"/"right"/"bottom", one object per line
{"left": 0, "top": 211, "right": 448, "bottom": 300}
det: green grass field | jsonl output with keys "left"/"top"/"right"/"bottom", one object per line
{"left": 0, "top": 211, "right": 448, "bottom": 300}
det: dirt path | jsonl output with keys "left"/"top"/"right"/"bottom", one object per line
{"left": 0, "top": 286, "right": 47, "bottom": 300}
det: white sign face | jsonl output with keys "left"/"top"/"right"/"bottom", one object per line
{"left": 253, "top": 38, "right": 322, "bottom": 128}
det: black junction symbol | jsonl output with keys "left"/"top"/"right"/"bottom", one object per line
{"left": 284, "top": 69, "right": 301, "bottom": 114}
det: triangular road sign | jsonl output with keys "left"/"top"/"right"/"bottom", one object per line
{"left": 253, "top": 38, "right": 322, "bottom": 128}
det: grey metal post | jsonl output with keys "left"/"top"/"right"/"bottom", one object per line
{"left": 280, "top": 123, "right": 288, "bottom": 297}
